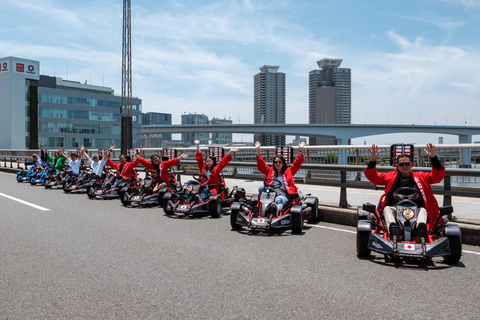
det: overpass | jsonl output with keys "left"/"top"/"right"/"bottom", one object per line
{"left": 142, "top": 123, "right": 480, "bottom": 144}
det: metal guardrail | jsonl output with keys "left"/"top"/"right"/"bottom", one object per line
{"left": 3, "top": 145, "right": 480, "bottom": 209}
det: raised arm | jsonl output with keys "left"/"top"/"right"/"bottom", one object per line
{"left": 255, "top": 141, "right": 261, "bottom": 157}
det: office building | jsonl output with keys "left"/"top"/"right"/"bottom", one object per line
{"left": 210, "top": 117, "right": 233, "bottom": 144}
{"left": 0, "top": 56, "right": 142, "bottom": 150}
{"left": 181, "top": 113, "right": 209, "bottom": 145}
{"left": 143, "top": 112, "right": 172, "bottom": 140}
{"left": 309, "top": 58, "right": 351, "bottom": 145}
{"left": 253, "top": 65, "right": 286, "bottom": 146}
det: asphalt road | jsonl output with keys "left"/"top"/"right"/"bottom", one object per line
{"left": 1, "top": 171, "right": 479, "bottom": 319}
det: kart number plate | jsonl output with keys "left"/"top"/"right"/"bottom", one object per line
{"left": 181, "top": 205, "right": 188, "bottom": 209}
{"left": 95, "top": 190, "right": 102, "bottom": 194}
{"left": 133, "top": 196, "right": 140, "bottom": 200}
{"left": 404, "top": 243, "right": 415, "bottom": 250}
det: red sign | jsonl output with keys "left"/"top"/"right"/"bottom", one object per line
{"left": 28, "top": 65, "right": 34, "bottom": 72}
{"left": 16, "top": 63, "right": 24, "bottom": 72}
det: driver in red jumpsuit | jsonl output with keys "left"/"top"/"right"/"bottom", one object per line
{"left": 364, "top": 143, "right": 445, "bottom": 238}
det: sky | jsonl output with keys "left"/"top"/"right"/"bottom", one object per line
{"left": 1, "top": 0, "right": 479, "bottom": 145}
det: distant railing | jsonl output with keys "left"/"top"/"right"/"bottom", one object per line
{"left": 2, "top": 144, "right": 480, "bottom": 209}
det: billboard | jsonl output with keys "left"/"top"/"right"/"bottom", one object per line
{"left": 0, "top": 59, "right": 9, "bottom": 73}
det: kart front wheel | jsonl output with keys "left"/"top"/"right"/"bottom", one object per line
{"left": 163, "top": 207, "right": 174, "bottom": 215}
{"left": 87, "top": 186, "right": 96, "bottom": 199}
{"left": 209, "top": 199, "right": 222, "bottom": 218}
{"left": 230, "top": 209, "right": 242, "bottom": 230}
{"left": 120, "top": 191, "right": 132, "bottom": 206}
{"left": 444, "top": 235, "right": 462, "bottom": 264}
{"left": 356, "top": 230, "right": 371, "bottom": 258}
{"left": 292, "top": 213, "right": 304, "bottom": 234}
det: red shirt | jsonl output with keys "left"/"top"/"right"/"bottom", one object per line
{"left": 106, "top": 158, "right": 139, "bottom": 179}
{"left": 137, "top": 156, "right": 180, "bottom": 187}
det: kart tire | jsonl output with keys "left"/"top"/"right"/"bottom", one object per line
{"left": 209, "top": 199, "right": 222, "bottom": 218}
{"left": 163, "top": 207, "right": 174, "bottom": 215}
{"left": 292, "top": 212, "right": 304, "bottom": 234}
{"left": 356, "top": 230, "right": 371, "bottom": 258}
{"left": 121, "top": 191, "right": 132, "bottom": 206}
{"left": 16, "top": 175, "right": 23, "bottom": 183}
{"left": 307, "top": 199, "right": 319, "bottom": 224}
{"left": 444, "top": 235, "right": 462, "bottom": 264}
{"left": 230, "top": 209, "right": 243, "bottom": 230}
{"left": 87, "top": 186, "right": 96, "bottom": 199}
{"left": 63, "top": 181, "right": 71, "bottom": 193}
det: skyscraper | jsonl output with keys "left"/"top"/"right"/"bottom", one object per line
{"left": 309, "top": 58, "right": 351, "bottom": 145}
{"left": 253, "top": 65, "right": 286, "bottom": 146}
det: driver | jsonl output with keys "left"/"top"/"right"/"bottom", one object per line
{"left": 191, "top": 140, "right": 238, "bottom": 201}
{"left": 255, "top": 141, "right": 305, "bottom": 214}
{"left": 135, "top": 148, "right": 188, "bottom": 191}
{"left": 364, "top": 143, "right": 445, "bottom": 238}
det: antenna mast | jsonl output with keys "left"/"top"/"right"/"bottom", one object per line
{"left": 121, "top": 0, "right": 133, "bottom": 152}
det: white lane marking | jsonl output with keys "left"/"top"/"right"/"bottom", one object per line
{"left": 0, "top": 192, "right": 50, "bottom": 211}
{"left": 463, "top": 250, "right": 480, "bottom": 256}
{"left": 306, "top": 224, "right": 480, "bottom": 256}
{"left": 306, "top": 224, "right": 356, "bottom": 234}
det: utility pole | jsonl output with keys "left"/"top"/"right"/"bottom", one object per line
{"left": 121, "top": 0, "right": 133, "bottom": 153}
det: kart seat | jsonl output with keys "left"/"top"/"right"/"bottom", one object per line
{"left": 288, "top": 193, "right": 299, "bottom": 201}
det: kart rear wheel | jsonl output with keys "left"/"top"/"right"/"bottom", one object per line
{"left": 356, "top": 231, "right": 371, "bottom": 258}
{"left": 292, "top": 213, "right": 304, "bottom": 234}
{"left": 444, "top": 235, "right": 462, "bottom": 264}
{"left": 230, "top": 209, "right": 243, "bottom": 230}
{"left": 307, "top": 199, "right": 319, "bottom": 224}
{"left": 16, "top": 175, "right": 23, "bottom": 182}
{"left": 209, "top": 199, "right": 222, "bottom": 218}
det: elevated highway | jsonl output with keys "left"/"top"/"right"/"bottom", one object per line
{"left": 142, "top": 123, "right": 480, "bottom": 144}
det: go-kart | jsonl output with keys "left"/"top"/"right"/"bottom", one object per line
{"left": 63, "top": 165, "right": 95, "bottom": 193}
{"left": 230, "top": 178, "right": 319, "bottom": 234}
{"left": 356, "top": 187, "right": 462, "bottom": 264}
{"left": 121, "top": 168, "right": 185, "bottom": 207}
{"left": 87, "top": 169, "right": 138, "bottom": 199}
{"left": 162, "top": 173, "right": 245, "bottom": 218}
{"left": 43, "top": 165, "right": 71, "bottom": 189}
{"left": 16, "top": 165, "right": 37, "bottom": 183}
{"left": 29, "top": 167, "right": 55, "bottom": 185}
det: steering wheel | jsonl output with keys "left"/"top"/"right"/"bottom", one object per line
{"left": 392, "top": 187, "right": 420, "bottom": 201}
{"left": 264, "top": 178, "right": 282, "bottom": 190}
{"left": 193, "top": 173, "right": 208, "bottom": 184}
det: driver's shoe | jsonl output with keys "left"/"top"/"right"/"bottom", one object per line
{"left": 415, "top": 222, "right": 428, "bottom": 238}
{"left": 389, "top": 223, "right": 401, "bottom": 238}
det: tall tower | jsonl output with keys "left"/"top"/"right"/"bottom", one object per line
{"left": 121, "top": 0, "right": 133, "bottom": 153}
{"left": 309, "top": 58, "right": 351, "bottom": 145}
{"left": 253, "top": 65, "right": 286, "bottom": 146}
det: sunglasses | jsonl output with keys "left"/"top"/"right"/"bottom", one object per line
{"left": 398, "top": 162, "right": 411, "bottom": 167}
{"left": 274, "top": 161, "right": 283, "bottom": 164}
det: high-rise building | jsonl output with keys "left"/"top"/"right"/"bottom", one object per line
{"left": 210, "top": 117, "right": 233, "bottom": 144}
{"left": 253, "top": 65, "right": 286, "bottom": 146}
{"left": 0, "top": 56, "right": 142, "bottom": 149}
{"left": 181, "top": 113, "right": 209, "bottom": 145}
{"left": 309, "top": 58, "right": 351, "bottom": 145}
